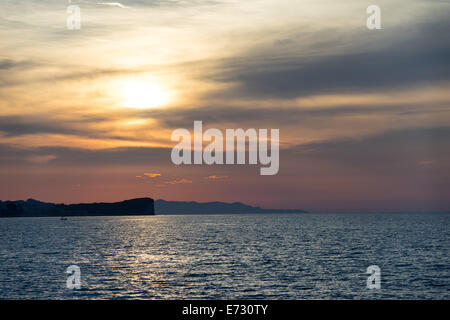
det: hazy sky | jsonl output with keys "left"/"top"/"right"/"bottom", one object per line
{"left": 1, "top": 0, "right": 449, "bottom": 211}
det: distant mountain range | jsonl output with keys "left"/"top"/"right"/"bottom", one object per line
{"left": 155, "top": 199, "right": 308, "bottom": 214}
{"left": 0, "top": 198, "right": 307, "bottom": 217}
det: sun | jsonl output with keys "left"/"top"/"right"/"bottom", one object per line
{"left": 122, "top": 81, "right": 169, "bottom": 109}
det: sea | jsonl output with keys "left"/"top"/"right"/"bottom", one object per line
{"left": 0, "top": 213, "right": 448, "bottom": 299}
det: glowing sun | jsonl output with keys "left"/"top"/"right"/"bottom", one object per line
{"left": 122, "top": 81, "right": 169, "bottom": 109}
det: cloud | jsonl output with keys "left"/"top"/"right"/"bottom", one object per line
{"left": 96, "top": 2, "right": 129, "bottom": 9}
{"left": 66, "top": 0, "right": 219, "bottom": 10}
{"left": 288, "top": 126, "right": 450, "bottom": 175}
{"left": 0, "top": 59, "right": 34, "bottom": 70}
{"left": 418, "top": 160, "right": 435, "bottom": 167}
{"left": 0, "top": 145, "right": 171, "bottom": 166}
{"left": 2, "top": 126, "right": 448, "bottom": 173}
{"left": 0, "top": 114, "right": 167, "bottom": 146}
{"left": 205, "top": 175, "right": 227, "bottom": 180}
{"left": 143, "top": 98, "right": 449, "bottom": 130}
{"left": 0, "top": 59, "right": 39, "bottom": 87}
{"left": 66, "top": 0, "right": 129, "bottom": 8}
{"left": 211, "top": 18, "right": 450, "bottom": 100}
{"left": 0, "top": 116, "right": 89, "bottom": 137}
{"left": 167, "top": 179, "right": 192, "bottom": 184}
{"left": 143, "top": 172, "right": 161, "bottom": 178}
{"left": 27, "top": 155, "right": 58, "bottom": 164}
{"left": 0, "top": 65, "right": 144, "bottom": 89}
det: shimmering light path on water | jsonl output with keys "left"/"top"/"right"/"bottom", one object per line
{"left": 0, "top": 213, "right": 448, "bottom": 299}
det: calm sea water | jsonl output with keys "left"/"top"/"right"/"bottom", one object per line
{"left": 0, "top": 213, "right": 448, "bottom": 299}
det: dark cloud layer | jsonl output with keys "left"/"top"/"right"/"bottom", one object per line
{"left": 0, "top": 116, "right": 88, "bottom": 137}
{"left": 0, "top": 59, "right": 38, "bottom": 86}
{"left": 0, "top": 59, "right": 33, "bottom": 70}
{"left": 0, "top": 115, "right": 151, "bottom": 142}
{"left": 213, "top": 19, "right": 450, "bottom": 99}
{"left": 291, "top": 126, "right": 450, "bottom": 171}
{"left": 144, "top": 101, "right": 448, "bottom": 129}
{"left": 0, "top": 144, "right": 170, "bottom": 166}
{"left": 2, "top": 126, "right": 449, "bottom": 170}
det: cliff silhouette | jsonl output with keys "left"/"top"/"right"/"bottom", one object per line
{"left": 0, "top": 198, "right": 154, "bottom": 217}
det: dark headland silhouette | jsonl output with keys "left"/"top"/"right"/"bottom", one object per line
{"left": 0, "top": 197, "right": 307, "bottom": 217}
{"left": 0, "top": 198, "right": 155, "bottom": 217}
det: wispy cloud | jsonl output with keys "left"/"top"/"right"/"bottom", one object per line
{"left": 96, "top": 2, "right": 129, "bottom": 9}
{"left": 27, "top": 154, "right": 58, "bottom": 164}
{"left": 167, "top": 179, "right": 192, "bottom": 184}
{"left": 205, "top": 175, "right": 228, "bottom": 180}
{"left": 144, "top": 172, "right": 162, "bottom": 178}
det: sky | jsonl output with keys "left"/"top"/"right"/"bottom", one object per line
{"left": 0, "top": 0, "right": 449, "bottom": 212}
